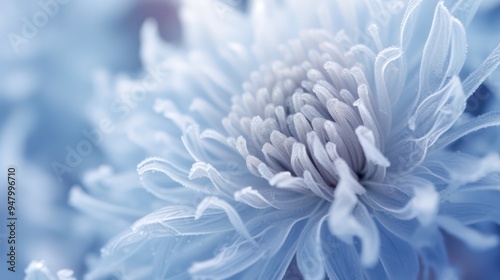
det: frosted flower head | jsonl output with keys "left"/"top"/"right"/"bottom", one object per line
{"left": 36, "top": 0, "right": 500, "bottom": 279}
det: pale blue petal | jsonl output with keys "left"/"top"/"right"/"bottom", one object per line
{"left": 296, "top": 209, "right": 328, "bottom": 280}
{"left": 410, "top": 76, "right": 466, "bottom": 147}
{"left": 433, "top": 110, "right": 500, "bottom": 150}
{"left": 440, "top": 201, "right": 500, "bottom": 225}
{"left": 321, "top": 229, "right": 365, "bottom": 280}
{"left": 195, "top": 196, "right": 254, "bottom": 243}
{"left": 328, "top": 159, "right": 379, "bottom": 267}
{"left": 237, "top": 221, "right": 304, "bottom": 280}
{"left": 451, "top": 0, "right": 484, "bottom": 26}
{"left": 189, "top": 208, "right": 309, "bottom": 279}
{"left": 400, "top": 0, "right": 440, "bottom": 70}
{"left": 418, "top": 2, "right": 466, "bottom": 102}
{"left": 233, "top": 186, "right": 274, "bottom": 209}
{"left": 137, "top": 157, "right": 211, "bottom": 193}
{"left": 437, "top": 216, "right": 499, "bottom": 249}
{"left": 462, "top": 43, "right": 500, "bottom": 98}
{"left": 389, "top": 77, "right": 466, "bottom": 172}
{"left": 373, "top": 47, "right": 405, "bottom": 132}
{"left": 374, "top": 210, "right": 419, "bottom": 242}
{"left": 378, "top": 225, "right": 419, "bottom": 280}
{"left": 390, "top": 178, "right": 439, "bottom": 225}
{"left": 411, "top": 226, "right": 451, "bottom": 278}
{"left": 355, "top": 126, "right": 390, "bottom": 181}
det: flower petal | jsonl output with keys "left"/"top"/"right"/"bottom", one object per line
{"left": 373, "top": 46, "right": 405, "bottom": 131}
{"left": 418, "top": 2, "right": 466, "bottom": 102}
{"left": 378, "top": 225, "right": 419, "bottom": 280}
{"left": 451, "top": 0, "right": 484, "bottom": 26}
{"left": 410, "top": 76, "right": 466, "bottom": 146}
{"left": 440, "top": 202, "right": 500, "bottom": 226}
{"left": 321, "top": 230, "right": 365, "bottom": 280}
{"left": 433, "top": 110, "right": 500, "bottom": 150}
{"left": 462, "top": 43, "right": 500, "bottom": 99}
{"left": 390, "top": 76, "right": 466, "bottom": 172}
{"left": 195, "top": 196, "right": 254, "bottom": 243}
{"left": 129, "top": 206, "right": 235, "bottom": 239}
{"left": 296, "top": 210, "right": 328, "bottom": 280}
{"left": 328, "top": 159, "right": 379, "bottom": 267}
{"left": 237, "top": 222, "right": 304, "bottom": 280}
{"left": 137, "top": 157, "right": 209, "bottom": 193}
{"left": 390, "top": 177, "right": 439, "bottom": 226}
{"left": 234, "top": 186, "right": 273, "bottom": 209}
{"left": 355, "top": 125, "right": 390, "bottom": 167}
{"left": 437, "top": 216, "right": 499, "bottom": 249}
{"left": 189, "top": 208, "right": 308, "bottom": 279}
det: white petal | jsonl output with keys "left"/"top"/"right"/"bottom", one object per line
{"left": 328, "top": 159, "right": 379, "bottom": 267}
{"left": 234, "top": 187, "right": 273, "bottom": 209}
{"left": 355, "top": 126, "right": 390, "bottom": 167}
{"left": 418, "top": 2, "right": 466, "bottom": 102}
{"left": 195, "top": 197, "right": 254, "bottom": 243}
{"left": 391, "top": 178, "right": 439, "bottom": 225}
{"left": 451, "top": 0, "right": 484, "bottom": 26}
{"left": 462, "top": 43, "right": 500, "bottom": 99}
{"left": 296, "top": 211, "right": 327, "bottom": 280}
{"left": 433, "top": 110, "right": 500, "bottom": 150}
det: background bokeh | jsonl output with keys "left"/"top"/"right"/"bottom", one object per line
{"left": 0, "top": 0, "right": 181, "bottom": 278}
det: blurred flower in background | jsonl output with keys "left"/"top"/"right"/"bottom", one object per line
{"left": 1, "top": 0, "right": 180, "bottom": 279}
{"left": 1, "top": 0, "right": 500, "bottom": 280}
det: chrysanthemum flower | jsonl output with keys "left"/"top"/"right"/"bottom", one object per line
{"left": 35, "top": 0, "right": 500, "bottom": 279}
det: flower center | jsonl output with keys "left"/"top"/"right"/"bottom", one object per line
{"left": 223, "top": 30, "right": 382, "bottom": 200}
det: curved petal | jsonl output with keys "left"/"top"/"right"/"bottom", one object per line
{"left": 234, "top": 186, "right": 274, "bottom": 209}
{"left": 296, "top": 209, "right": 328, "bottom": 280}
{"left": 410, "top": 76, "right": 466, "bottom": 147}
{"left": 373, "top": 46, "right": 404, "bottom": 132}
{"left": 328, "top": 159, "right": 379, "bottom": 267}
{"left": 195, "top": 196, "right": 254, "bottom": 243}
{"left": 374, "top": 210, "right": 419, "bottom": 242}
{"left": 437, "top": 216, "right": 498, "bottom": 249}
{"left": 88, "top": 206, "right": 251, "bottom": 279}
{"left": 125, "top": 206, "right": 236, "bottom": 240}
{"left": 137, "top": 157, "right": 210, "bottom": 193}
{"left": 188, "top": 207, "right": 310, "bottom": 279}
{"left": 237, "top": 221, "right": 304, "bottom": 280}
{"left": 321, "top": 229, "right": 365, "bottom": 280}
{"left": 440, "top": 202, "right": 500, "bottom": 225}
{"left": 189, "top": 161, "right": 241, "bottom": 196}
{"left": 411, "top": 226, "right": 452, "bottom": 279}
{"left": 451, "top": 0, "right": 484, "bottom": 26}
{"left": 378, "top": 225, "right": 419, "bottom": 280}
{"left": 355, "top": 126, "right": 390, "bottom": 167}
{"left": 462, "top": 43, "right": 500, "bottom": 99}
{"left": 433, "top": 110, "right": 500, "bottom": 150}
{"left": 390, "top": 178, "right": 439, "bottom": 226}
{"left": 389, "top": 77, "right": 466, "bottom": 172}
{"left": 418, "top": 2, "right": 466, "bottom": 102}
